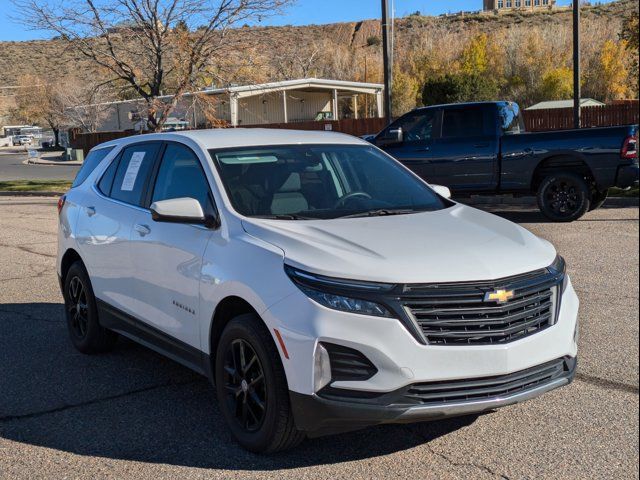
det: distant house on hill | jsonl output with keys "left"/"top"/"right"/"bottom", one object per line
{"left": 526, "top": 99, "right": 606, "bottom": 110}
{"left": 483, "top": 0, "right": 556, "bottom": 11}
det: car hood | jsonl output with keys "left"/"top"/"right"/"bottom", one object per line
{"left": 240, "top": 204, "right": 556, "bottom": 284}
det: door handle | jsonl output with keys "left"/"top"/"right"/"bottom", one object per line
{"left": 134, "top": 224, "right": 151, "bottom": 237}
{"left": 86, "top": 206, "right": 96, "bottom": 217}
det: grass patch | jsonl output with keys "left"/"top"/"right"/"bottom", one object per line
{"left": 0, "top": 180, "right": 72, "bottom": 193}
{"left": 609, "top": 187, "right": 639, "bottom": 198}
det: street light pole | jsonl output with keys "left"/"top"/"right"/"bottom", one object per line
{"left": 573, "top": 0, "right": 581, "bottom": 129}
{"left": 381, "top": 0, "right": 392, "bottom": 125}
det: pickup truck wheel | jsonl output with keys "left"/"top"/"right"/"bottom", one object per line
{"left": 215, "top": 314, "right": 305, "bottom": 453}
{"left": 589, "top": 189, "right": 609, "bottom": 211}
{"left": 537, "top": 172, "right": 591, "bottom": 222}
{"left": 63, "top": 261, "right": 118, "bottom": 353}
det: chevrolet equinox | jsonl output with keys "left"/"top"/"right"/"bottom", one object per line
{"left": 57, "top": 129, "right": 579, "bottom": 452}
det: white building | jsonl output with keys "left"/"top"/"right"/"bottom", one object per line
{"left": 85, "top": 78, "right": 385, "bottom": 132}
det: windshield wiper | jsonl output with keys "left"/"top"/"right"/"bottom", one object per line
{"left": 336, "top": 208, "right": 421, "bottom": 219}
{"left": 255, "top": 214, "right": 314, "bottom": 220}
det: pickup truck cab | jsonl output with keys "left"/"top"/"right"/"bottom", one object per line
{"left": 372, "top": 101, "right": 639, "bottom": 221}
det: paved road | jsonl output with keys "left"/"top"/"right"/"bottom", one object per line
{"left": 0, "top": 198, "right": 638, "bottom": 480}
{"left": 0, "top": 148, "right": 79, "bottom": 181}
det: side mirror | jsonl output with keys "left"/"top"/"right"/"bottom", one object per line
{"left": 431, "top": 184, "right": 452, "bottom": 199}
{"left": 376, "top": 127, "right": 403, "bottom": 147}
{"left": 150, "top": 197, "right": 217, "bottom": 227}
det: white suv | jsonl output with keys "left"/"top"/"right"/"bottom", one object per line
{"left": 57, "top": 129, "right": 578, "bottom": 452}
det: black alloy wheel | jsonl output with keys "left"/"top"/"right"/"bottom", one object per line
{"left": 63, "top": 260, "right": 118, "bottom": 353}
{"left": 215, "top": 314, "right": 305, "bottom": 452}
{"left": 222, "top": 338, "right": 267, "bottom": 432}
{"left": 537, "top": 172, "right": 591, "bottom": 222}
{"left": 67, "top": 276, "right": 89, "bottom": 340}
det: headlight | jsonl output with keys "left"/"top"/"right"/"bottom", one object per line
{"left": 548, "top": 255, "right": 568, "bottom": 324}
{"left": 285, "top": 265, "right": 394, "bottom": 318}
{"left": 548, "top": 255, "right": 568, "bottom": 293}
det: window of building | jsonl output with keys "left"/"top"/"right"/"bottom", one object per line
{"left": 525, "top": 0, "right": 531, "bottom": 5}
{"left": 506, "top": 0, "right": 512, "bottom": 7}
{"left": 534, "top": 0, "right": 540, "bottom": 5}
{"left": 515, "top": 0, "right": 521, "bottom": 6}
{"left": 497, "top": 0, "right": 504, "bottom": 7}
{"left": 542, "top": 0, "right": 549, "bottom": 4}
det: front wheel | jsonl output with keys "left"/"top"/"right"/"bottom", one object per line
{"left": 537, "top": 172, "right": 591, "bottom": 222}
{"left": 215, "top": 314, "right": 305, "bottom": 453}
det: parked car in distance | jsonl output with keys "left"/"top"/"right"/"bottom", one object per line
{"left": 12, "top": 135, "right": 32, "bottom": 146}
{"left": 57, "top": 129, "right": 578, "bottom": 453}
{"left": 371, "top": 101, "right": 639, "bottom": 221}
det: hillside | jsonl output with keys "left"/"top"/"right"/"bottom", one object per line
{"left": 0, "top": 0, "right": 637, "bottom": 117}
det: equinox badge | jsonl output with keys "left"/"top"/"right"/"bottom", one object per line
{"left": 484, "top": 289, "right": 515, "bottom": 304}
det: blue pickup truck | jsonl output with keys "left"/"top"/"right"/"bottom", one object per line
{"left": 371, "top": 101, "right": 639, "bottom": 221}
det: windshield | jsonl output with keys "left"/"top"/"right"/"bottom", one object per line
{"left": 209, "top": 144, "right": 451, "bottom": 220}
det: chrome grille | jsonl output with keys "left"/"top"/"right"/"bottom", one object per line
{"left": 403, "top": 269, "right": 560, "bottom": 345}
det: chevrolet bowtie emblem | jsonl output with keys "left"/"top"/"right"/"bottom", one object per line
{"left": 484, "top": 289, "right": 515, "bottom": 304}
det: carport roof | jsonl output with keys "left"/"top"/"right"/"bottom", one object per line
{"left": 199, "top": 78, "right": 384, "bottom": 98}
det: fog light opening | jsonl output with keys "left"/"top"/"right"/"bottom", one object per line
{"left": 313, "top": 343, "right": 332, "bottom": 392}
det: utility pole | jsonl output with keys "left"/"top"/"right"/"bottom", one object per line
{"left": 572, "top": 0, "right": 581, "bottom": 129}
{"left": 381, "top": 0, "right": 392, "bottom": 124}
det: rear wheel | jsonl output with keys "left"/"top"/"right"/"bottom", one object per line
{"left": 215, "top": 314, "right": 304, "bottom": 453}
{"left": 537, "top": 172, "right": 591, "bottom": 222}
{"left": 63, "top": 261, "right": 118, "bottom": 353}
{"left": 589, "top": 188, "right": 609, "bottom": 211}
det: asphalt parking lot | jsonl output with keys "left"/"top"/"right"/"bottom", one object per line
{"left": 0, "top": 196, "right": 638, "bottom": 480}
{"left": 0, "top": 148, "right": 80, "bottom": 181}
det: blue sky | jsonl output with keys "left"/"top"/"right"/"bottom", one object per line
{"left": 0, "top": 0, "right": 605, "bottom": 41}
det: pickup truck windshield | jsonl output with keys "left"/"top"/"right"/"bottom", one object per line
{"left": 210, "top": 144, "right": 450, "bottom": 220}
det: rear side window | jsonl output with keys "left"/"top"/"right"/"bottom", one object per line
{"left": 110, "top": 143, "right": 161, "bottom": 206}
{"left": 98, "top": 154, "right": 120, "bottom": 195}
{"left": 151, "top": 143, "right": 215, "bottom": 215}
{"left": 442, "top": 106, "right": 488, "bottom": 138}
{"left": 71, "top": 146, "right": 114, "bottom": 188}
{"left": 498, "top": 102, "right": 524, "bottom": 135}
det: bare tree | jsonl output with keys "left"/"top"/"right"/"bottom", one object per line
{"left": 15, "top": 0, "right": 294, "bottom": 131}
{"left": 61, "top": 79, "right": 112, "bottom": 132}
{"left": 11, "top": 75, "right": 69, "bottom": 147}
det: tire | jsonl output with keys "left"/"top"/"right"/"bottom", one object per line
{"left": 63, "top": 261, "right": 118, "bottom": 354}
{"left": 589, "top": 188, "right": 609, "bottom": 211}
{"left": 215, "top": 314, "right": 305, "bottom": 453}
{"left": 537, "top": 172, "right": 591, "bottom": 222}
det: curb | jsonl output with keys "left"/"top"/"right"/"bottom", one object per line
{"left": 23, "top": 158, "right": 82, "bottom": 166}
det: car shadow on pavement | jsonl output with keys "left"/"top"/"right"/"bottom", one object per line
{"left": 478, "top": 203, "right": 638, "bottom": 224}
{"left": 0, "top": 302, "right": 477, "bottom": 470}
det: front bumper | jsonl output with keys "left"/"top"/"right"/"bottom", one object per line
{"left": 291, "top": 356, "right": 576, "bottom": 436}
{"left": 615, "top": 163, "right": 639, "bottom": 188}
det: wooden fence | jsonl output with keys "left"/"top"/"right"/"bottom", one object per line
{"left": 522, "top": 101, "right": 639, "bottom": 132}
{"left": 68, "top": 129, "right": 139, "bottom": 155}
{"left": 70, "top": 102, "right": 639, "bottom": 154}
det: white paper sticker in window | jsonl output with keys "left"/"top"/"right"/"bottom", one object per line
{"left": 120, "top": 151, "right": 146, "bottom": 191}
